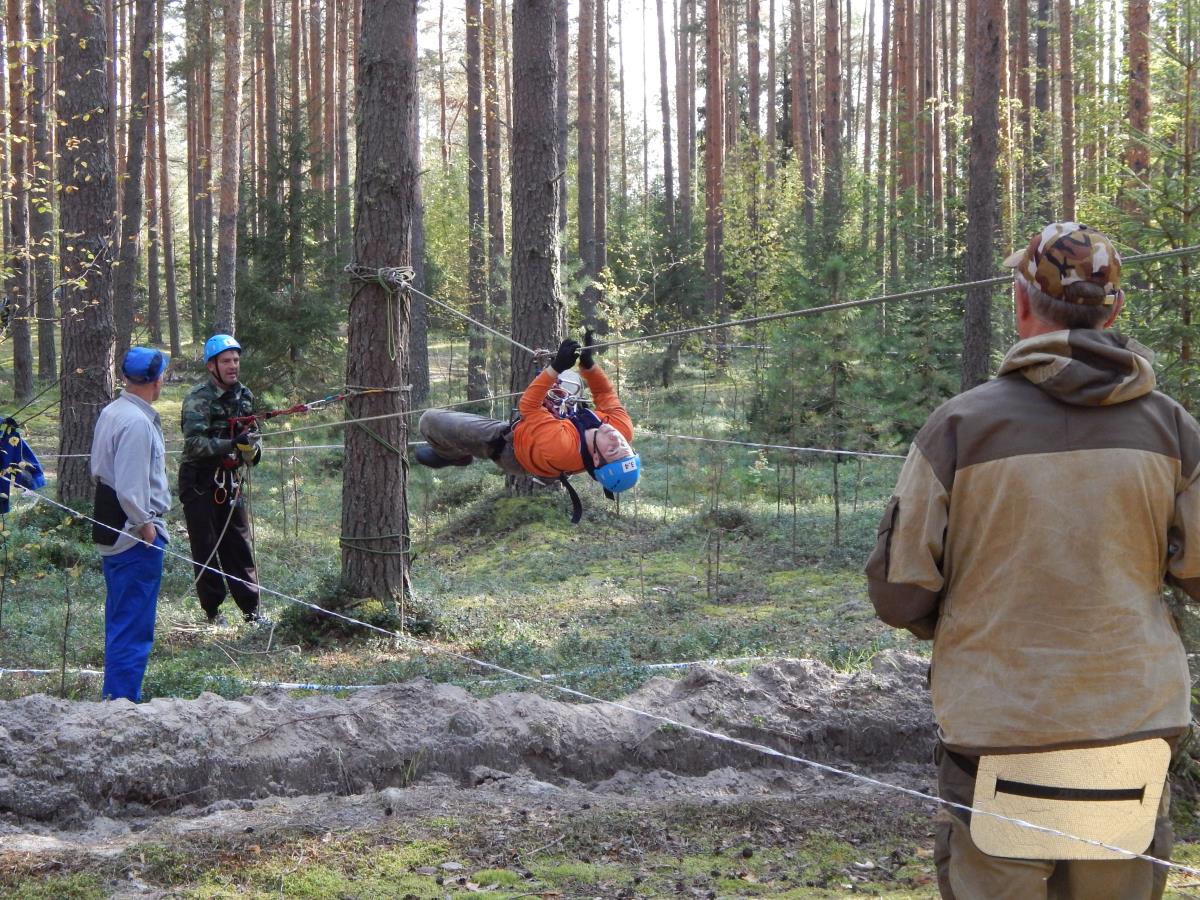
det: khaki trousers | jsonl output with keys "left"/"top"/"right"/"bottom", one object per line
{"left": 418, "top": 409, "right": 526, "bottom": 476}
{"left": 934, "top": 745, "right": 1173, "bottom": 900}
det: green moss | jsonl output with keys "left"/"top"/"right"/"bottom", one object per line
{"left": 3, "top": 874, "right": 106, "bottom": 900}
{"left": 474, "top": 868, "right": 525, "bottom": 887}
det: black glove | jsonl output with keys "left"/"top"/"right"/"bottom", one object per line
{"left": 232, "top": 428, "right": 261, "bottom": 455}
{"left": 550, "top": 339, "right": 581, "bottom": 374}
{"left": 580, "top": 329, "right": 597, "bottom": 370}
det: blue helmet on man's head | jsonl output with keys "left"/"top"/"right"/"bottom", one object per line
{"left": 593, "top": 454, "right": 641, "bottom": 495}
{"left": 204, "top": 334, "right": 241, "bottom": 364}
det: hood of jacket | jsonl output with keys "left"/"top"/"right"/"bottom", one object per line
{"left": 997, "top": 329, "right": 1156, "bottom": 407}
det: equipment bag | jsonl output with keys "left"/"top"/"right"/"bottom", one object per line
{"left": 969, "top": 738, "right": 1169, "bottom": 860}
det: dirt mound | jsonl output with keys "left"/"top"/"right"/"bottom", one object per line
{"left": 0, "top": 651, "right": 933, "bottom": 827}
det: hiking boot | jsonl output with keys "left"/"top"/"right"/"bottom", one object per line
{"left": 415, "top": 446, "right": 473, "bottom": 469}
{"left": 244, "top": 611, "right": 274, "bottom": 629}
{"left": 206, "top": 612, "right": 228, "bottom": 627}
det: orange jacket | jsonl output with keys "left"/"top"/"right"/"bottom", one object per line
{"left": 512, "top": 365, "right": 634, "bottom": 479}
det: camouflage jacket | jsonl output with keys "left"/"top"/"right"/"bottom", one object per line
{"left": 180, "top": 378, "right": 257, "bottom": 467}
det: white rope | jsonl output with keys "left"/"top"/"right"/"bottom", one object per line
{"left": 7, "top": 478, "right": 1194, "bottom": 874}
{"left": 640, "top": 430, "right": 907, "bottom": 460}
{"left": 410, "top": 286, "right": 539, "bottom": 356}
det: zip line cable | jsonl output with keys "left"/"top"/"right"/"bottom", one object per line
{"left": 6, "top": 476, "right": 1197, "bottom": 875}
{"left": 640, "top": 430, "right": 907, "bottom": 460}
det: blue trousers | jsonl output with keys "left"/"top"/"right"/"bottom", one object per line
{"left": 101, "top": 534, "right": 166, "bottom": 702}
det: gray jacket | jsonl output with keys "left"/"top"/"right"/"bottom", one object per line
{"left": 90, "top": 392, "right": 171, "bottom": 556}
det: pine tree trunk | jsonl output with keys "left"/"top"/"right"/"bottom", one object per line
{"left": 289, "top": 0, "right": 305, "bottom": 318}
{"left": 214, "top": 0, "right": 245, "bottom": 335}
{"left": 6, "top": 1, "right": 33, "bottom": 403}
{"left": 1034, "top": 0, "right": 1051, "bottom": 217}
{"left": 590, "top": 0, "right": 609, "bottom": 331}
{"left": 325, "top": 0, "right": 337, "bottom": 220}
{"left": 112, "top": 0, "right": 156, "bottom": 365}
{"left": 466, "top": 0, "right": 488, "bottom": 400}
{"left": 57, "top": 0, "right": 117, "bottom": 504}
{"left": 201, "top": 0, "right": 215, "bottom": 330}
{"left": 577, "top": 0, "right": 597, "bottom": 306}
{"left": 617, "top": 0, "right": 628, "bottom": 202}
{"left": 484, "top": 0, "right": 508, "bottom": 316}
{"left": 873, "top": 0, "right": 890, "bottom": 278}
{"left": 657, "top": 0, "right": 675, "bottom": 236}
{"left": 147, "top": 41, "right": 162, "bottom": 346}
{"left": 510, "top": 0, "right": 565, "bottom": 493}
{"left": 185, "top": 1, "right": 202, "bottom": 340}
{"left": 341, "top": 0, "right": 415, "bottom": 604}
{"left": 766, "top": 0, "right": 777, "bottom": 187}
{"left": 410, "top": 104, "right": 430, "bottom": 407}
{"left": 157, "top": 0, "right": 181, "bottom": 355}
{"left": 791, "top": 0, "right": 815, "bottom": 226}
{"left": 1124, "top": 0, "right": 1150, "bottom": 179}
{"left": 1057, "top": 0, "right": 1075, "bottom": 219}
{"left": 555, "top": 0, "right": 569, "bottom": 243}
{"left": 822, "top": 0, "right": 841, "bottom": 240}
{"left": 439, "top": 0, "right": 449, "bottom": 170}
{"left": 676, "top": 0, "right": 694, "bottom": 236}
{"left": 337, "top": 0, "right": 352, "bottom": 253}
{"left": 962, "top": 0, "right": 1002, "bottom": 391}
{"left": 860, "top": 0, "right": 875, "bottom": 251}
{"left": 264, "top": 0, "right": 281, "bottom": 204}
{"left": 28, "top": 0, "right": 56, "bottom": 382}
{"left": 749, "top": 0, "right": 761, "bottom": 140}
{"left": 308, "top": 0, "right": 323, "bottom": 202}
{"left": 705, "top": 0, "right": 725, "bottom": 319}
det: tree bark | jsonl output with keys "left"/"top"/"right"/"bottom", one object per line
{"left": 341, "top": 0, "right": 415, "bottom": 604}
{"left": 325, "top": 0, "right": 337, "bottom": 219}
{"left": 466, "top": 0, "right": 489, "bottom": 400}
{"left": 147, "top": 34, "right": 162, "bottom": 346}
{"left": 791, "top": 0, "right": 814, "bottom": 226}
{"left": 591, "top": 0, "right": 609, "bottom": 330}
{"left": 29, "top": 0, "right": 56, "bottom": 381}
{"left": 214, "top": 0, "right": 246, "bottom": 335}
{"left": 308, "top": 0, "right": 324, "bottom": 202}
{"left": 577, "top": 0, "right": 597, "bottom": 301}
{"left": 749, "top": 0, "right": 761, "bottom": 140}
{"left": 1124, "top": 0, "right": 1150, "bottom": 179}
{"left": 337, "top": 0, "right": 352, "bottom": 253}
{"left": 705, "top": 0, "right": 725, "bottom": 319}
{"left": 962, "top": 0, "right": 1003, "bottom": 391}
{"left": 676, "top": 0, "right": 693, "bottom": 236}
{"left": 484, "top": 0, "right": 508, "bottom": 317}
{"left": 657, "top": 0, "right": 675, "bottom": 236}
{"left": 410, "top": 104, "right": 430, "bottom": 408}
{"left": 1033, "top": 0, "right": 1051, "bottom": 217}
{"left": 821, "top": 0, "right": 842, "bottom": 240}
{"left": 113, "top": 0, "right": 156, "bottom": 367}
{"left": 6, "top": 0, "right": 33, "bottom": 403}
{"left": 156, "top": 0, "right": 181, "bottom": 356}
{"left": 439, "top": 0, "right": 449, "bottom": 170}
{"left": 1057, "top": 0, "right": 1075, "bottom": 219}
{"left": 874, "top": 0, "right": 890, "bottom": 277}
{"left": 201, "top": 0, "right": 215, "bottom": 329}
{"left": 290, "top": 0, "right": 305, "bottom": 311}
{"left": 510, "top": 0, "right": 565, "bottom": 492}
{"left": 57, "top": 0, "right": 117, "bottom": 504}
{"left": 860, "top": 0, "right": 875, "bottom": 252}
{"left": 766, "top": 0, "right": 777, "bottom": 186}
{"left": 555, "top": 0, "right": 569, "bottom": 244}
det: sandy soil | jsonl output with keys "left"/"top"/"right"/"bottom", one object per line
{"left": 0, "top": 651, "right": 937, "bottom": 856}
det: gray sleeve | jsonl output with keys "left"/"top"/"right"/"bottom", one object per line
{"left": 112, "top": 419, "right": 156, "bottom": 527}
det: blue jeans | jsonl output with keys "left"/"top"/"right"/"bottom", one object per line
{"left": 101, "top": 534, "right": 166, "bottom": 702}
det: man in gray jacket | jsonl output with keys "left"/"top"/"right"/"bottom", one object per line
{"left": 90, "top": 346, "right": 171, "bottom": 702}
{"left": 868, "top": 223, "right": 1200, "bottom": 899}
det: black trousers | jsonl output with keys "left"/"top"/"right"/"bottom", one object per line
{"left": 179, "top": 464, "right": 260, "bottom": 618}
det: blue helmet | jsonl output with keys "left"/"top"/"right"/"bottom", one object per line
{"left": 204, "top": 334, "right": 241, "bottom": 363}
{"left": 593, "top": 454, "right": 641, "bottom": 494}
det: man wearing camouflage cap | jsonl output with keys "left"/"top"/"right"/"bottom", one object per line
{"left": 868, "top": 223, "right": 1200, "bottom": 898}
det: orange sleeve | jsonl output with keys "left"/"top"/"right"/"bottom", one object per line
{"left": 513, "top": 368, "right": 588, "bottom": 477}
{"left": 581, "top": 366, "right": 633, "bottom": 443}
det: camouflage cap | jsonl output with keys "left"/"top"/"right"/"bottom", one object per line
{"left": 1003, "top": 222, "right": 1122, "bottom": 305}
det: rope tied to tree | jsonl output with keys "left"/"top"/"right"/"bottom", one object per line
{"left": 344, "top": 263, "right": 415, "bottom": 362}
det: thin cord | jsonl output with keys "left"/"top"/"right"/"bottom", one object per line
{"left": 6, "top": 477, "right": 1196, "bottom": 874}
{"left": 640, "top": 430, "right": 907, "bottom": 460}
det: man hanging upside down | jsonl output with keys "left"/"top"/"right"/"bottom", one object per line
{"left": 416, "top": 332, "right": 640, "bottom": 519}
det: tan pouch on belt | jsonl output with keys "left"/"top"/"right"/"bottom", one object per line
{"left": 969, "top": 738, "right": 1169, "bottom": 860}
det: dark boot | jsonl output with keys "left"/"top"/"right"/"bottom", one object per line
{"left": 415, "top": 446, "right": 473, "bottom": 469}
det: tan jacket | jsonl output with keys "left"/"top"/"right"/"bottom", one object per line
{"left": 867, "top": 330, "right": 1200, "bottom": 753}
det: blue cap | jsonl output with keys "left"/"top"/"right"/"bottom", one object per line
{"left": 593, "top": 454, "right": 641, "bottom": 494}
{"left": 122, "top": 347, "right": 169, "bottom": 383}
{"left": 204, "top": 334, "right": 242, "bottom": 363}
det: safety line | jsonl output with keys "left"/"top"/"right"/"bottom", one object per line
{"left": 6, "top": 478, "right": 1194, "bottom": 874}
{"left": 411, "top": 286, "right": 539, "bottom": 355}
{"left": 640, "top": 430, "right": 907, "bottom": 460}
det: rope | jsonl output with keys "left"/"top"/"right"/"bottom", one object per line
{"left": 344, "top": 264, "right": 415, "bottom": 361}
{"left": 410, "top": 285, "right": 539, "bottom": 355}
{"left": 640, "top": 430, "right": 907, "bottom": 460}
{"left": 256, "top": 391, "right": 525, "bottom": 438}
{"left": 7, "top": 477, "right": 1197, "bottom": 874}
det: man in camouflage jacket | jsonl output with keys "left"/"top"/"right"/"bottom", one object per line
{"left": 868, "top": 224, "right": 1200, "bottom": 899}
{"left": 180, "top": 334, "right": 267, "bottom": 626}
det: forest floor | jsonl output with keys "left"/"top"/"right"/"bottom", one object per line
{"left": 3, "top": 343, "right": 1200, "bottom": 897}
